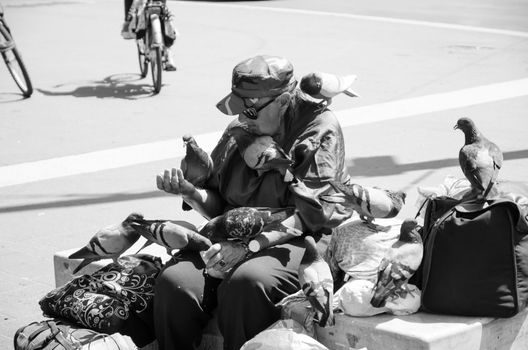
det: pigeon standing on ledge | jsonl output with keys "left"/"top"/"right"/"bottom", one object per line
{"left": 300, "top": 72, "right": 359, "bottom": 106}
{"left": 319, "top": 181, "right": 406, "bottom": 230}
{"left": 180, "top": 134, "right": 214, "bottom": 211}
{"left": 68, "top": 213, "right": 143, "bottom": 274}
{"left": 454, "top": 117, "right": 503, "bottom": 200}
{"left": 370, "top": 218, "right": 423, "bottom": 308}
{"left": 298, "top": 235, "right": 334, "bottom": 327}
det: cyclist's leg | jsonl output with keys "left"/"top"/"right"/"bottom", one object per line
{"left": 124, "top": 0, "right": 133, "bottom": 20}
{"left": 162, "top": 5, "right": 178, "bottom": 71}
{"left": 121, "top": 0, "right": 137, "bottom": 39}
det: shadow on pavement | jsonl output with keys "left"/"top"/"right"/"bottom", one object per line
{"left": 1, "top": 150, "right": 527, "bottom": 214}
{"left": 0, "top": 191, "right": 167, "bottom": 214}
{"left": 0, "top": 91, "right": 30, "bottom": 103}
{"left": 37, "top": 73, "right": 156, "bottom": 99}
{"left": 347, "top": 149, "right": 528, "bottom": 177}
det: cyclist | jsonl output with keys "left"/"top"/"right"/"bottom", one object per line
{"left": 121, "top": 0, "right": 178, "bottom": 71}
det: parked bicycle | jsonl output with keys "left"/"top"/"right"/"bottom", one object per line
{"left": 135, "top": 0, "right": 170, "bottom": 94}
{"left": 0, "top": 4, "right": 32, "bottom": 97}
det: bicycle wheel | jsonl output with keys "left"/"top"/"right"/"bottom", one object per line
{"left": 149, "top": 16, "right": 163, "bottom": 93}
{"left": 150, "top": 46, "right": 162, "bottom": 93}
{"left": 0, "top": 24, "right": 32, "bottom": 97}
{"left": 136, "top": 38, "right": 148, "bottom": 78}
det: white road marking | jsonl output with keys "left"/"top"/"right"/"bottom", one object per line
{"left": 1, "top": 78, "right": 528, "bottom": 188}
{"left": 177, "top": 1, "right": 528, "bottom": 38}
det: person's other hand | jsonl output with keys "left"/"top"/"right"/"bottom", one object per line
{"left": 156, "top": 168, "right": 196, "bottom": 197}
{"left": 202, "top": 241, "right": 248, "bottom": 276}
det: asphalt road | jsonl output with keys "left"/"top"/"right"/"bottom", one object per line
{"left": 1, "top": 0, "right": 527, "bottom": 348}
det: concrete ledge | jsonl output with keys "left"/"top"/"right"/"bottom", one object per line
{"left": 315, "top": 308, "right": 528, "bottom": 350}
{"left": 54, "top": 244, "right": 528, "bottom": 350}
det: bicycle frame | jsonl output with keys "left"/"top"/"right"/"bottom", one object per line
{"left": 0, "top": 12, "right": 15, "bottom": 51}
{"left": 137, "top": 0, "right": 165, "bottom": 93}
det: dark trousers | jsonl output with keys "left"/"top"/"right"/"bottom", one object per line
{"left": 153, "top": 235, "right": 327, "bottom": 350}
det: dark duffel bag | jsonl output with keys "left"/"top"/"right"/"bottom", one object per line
{"left": 13, "top": 319, "right": 136, "bottom": 350}
{"left": 418, "top": 197, "right": 528, "bottom": 317}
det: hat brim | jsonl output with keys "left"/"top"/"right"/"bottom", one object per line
{"left": 216, "top": 93, "right": 246, "bottom": 116}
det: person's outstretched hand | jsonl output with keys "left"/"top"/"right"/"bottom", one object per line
{"left": 156, "top": 168, "right": 196, "bottom": 197}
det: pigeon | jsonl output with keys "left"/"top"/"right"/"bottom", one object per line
{"left": 129, "top": 217, "right": 211, "bottom": 254}
{"left": 228, "top": 127, "right": 294, "bottom": 182}
{"left": 454, "top": 117, "right": 503, "bottom": 200}
{"left": 320, "top": 181, "right": 406, "bottom": 230}
{"left": 199, "top": 206, "right": 296, "bottom": 244}
{"left": 300, "top": 72, "right": 359, "bottom": 106}
{"left": 370, "top": 218, "right": 423, "bottom": 308}
{"left": 180, "top": 134, "right": 214, "bottom": 211}
{"left": 69, "top": 213, "right": 143, "bottom": 274}
{"left": 298, "top": 235, "right": 334, "bottom": 327}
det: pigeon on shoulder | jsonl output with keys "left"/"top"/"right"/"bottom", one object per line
{"left": 300, "top": 72, "right": 359, "bottom": 106}
{"left": 454, "top": 117, "right": 503, "bottom": 200}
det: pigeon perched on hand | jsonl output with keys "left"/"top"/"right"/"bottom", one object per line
{"left": 199, "top": 207, "right": 296, "bottom": 244}
{"left": 320, "top": 181, "right": 406, "bottom": 230}
{"left": 129, "top": 217, "right": 211, "bottom": 254}
{"left": 180, "top": 134, "right": 214, "bottom": 211}
{"left": 454, "top": 117, "right": 503, "bottom": 200}
{"left": 300, "top": 72, "right": 359, "bottom": 105}
{"left": 370, "top": 218, "right": 423, "bottom": 308}
{"left": 229, "top": 127, "right": 294, "bottom": 182}
{"left": 69, "top": 213, "right": 143, "bottom": 274}
{"left": 298, "top": 235, "right": 334, "bottom": 327}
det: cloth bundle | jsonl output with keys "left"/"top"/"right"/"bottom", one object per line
{"left": 39, "top": 254, "right": 162, "bottom": 346}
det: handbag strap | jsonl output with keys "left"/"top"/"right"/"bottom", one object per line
{"left": 28, "top": 321, "right": 79, "bottom": 350}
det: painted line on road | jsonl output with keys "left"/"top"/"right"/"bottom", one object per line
{"left": 178, "top": 1, "right": 528, "bottom": 38}
{"left": 1, "top": 78, "right": 528, "bottom": 188}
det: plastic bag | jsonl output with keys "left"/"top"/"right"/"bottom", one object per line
{"left": 240, "top": 319, "right": 329, "bottom": 350}
{"left": 335, "top": 279, "right": 420, "bottom": 317}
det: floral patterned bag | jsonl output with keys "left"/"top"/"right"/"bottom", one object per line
{"left": 39, "top": 254, "right": 162, "bottom": 340}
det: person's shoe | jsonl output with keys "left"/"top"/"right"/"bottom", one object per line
{"left": 164, "top": 62, "right": 177, "bottom": 71}
{"left": 164, "top": 48, "right": 177, "bottom": 71}
{"left": 121, "top": 21, "right": 135, "bottom": 40}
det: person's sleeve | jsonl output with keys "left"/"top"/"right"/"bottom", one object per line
{"left": 288, "top": 112, "right": 352, "bottom": 233}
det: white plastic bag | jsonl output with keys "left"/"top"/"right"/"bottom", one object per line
{"left": 335, "top": 279, "right": 421, "bottom": 317}
{"left": 240, "top": 319, "right": 329, "bottom": 350}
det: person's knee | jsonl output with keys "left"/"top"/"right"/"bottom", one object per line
{"left": 219, "top": 263, "right": 275, "bottom": 304}
{"left": 155, "top": 268, "right": 194, "bottom": 304}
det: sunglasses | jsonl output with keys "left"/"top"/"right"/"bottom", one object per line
{"left": 242, "top": 97, "right": 277, "bottom": 119}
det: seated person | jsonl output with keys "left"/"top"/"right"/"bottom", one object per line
{"left": 152, "top": 55, "right": 351, "bottom": 350}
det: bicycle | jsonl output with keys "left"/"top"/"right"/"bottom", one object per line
{"left": 0, "top": 4, "right": 32, "bottom": 97}
{"left": 135, "top": 0, "right": 168, "bottom": 94}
